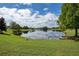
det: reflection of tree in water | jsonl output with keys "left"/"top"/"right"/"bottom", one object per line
{"left": 43, "top": 29, "right": 47, "bottom": 32}
{"left": 23, "top": 31, "right": 28, "bottom": 33}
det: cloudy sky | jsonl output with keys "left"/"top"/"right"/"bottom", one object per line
{"left": 0, "top": 3, "right": 62, "bottom": 28}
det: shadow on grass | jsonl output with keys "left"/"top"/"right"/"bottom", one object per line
{"left": 0, "top": 32, "right": 10, "bottom": 36}
{"left": 63, "top": 36, "right": 79, "bottom": 41}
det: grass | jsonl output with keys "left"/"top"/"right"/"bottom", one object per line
{"left": 0, "top": 29, "right": 79, "bottom": 56}
{"left": 64, "top": 29, "right": 75, "bottom": 36}
{"left": 65, "top": 29, "right": 79, "bottom": 36}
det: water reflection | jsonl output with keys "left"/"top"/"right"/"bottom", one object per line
{"left": 21, "top": 30, "right": 65, "bottom": 40}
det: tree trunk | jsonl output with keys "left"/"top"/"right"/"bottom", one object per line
{"left": 75, "top": 27, "right": 77, "bottom": 37}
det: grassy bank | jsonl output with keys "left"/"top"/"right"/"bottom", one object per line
{"left": 0, "top": 29, "right": 79, "bottom": 56}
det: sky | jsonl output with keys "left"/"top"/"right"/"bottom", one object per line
{"left": 0, "top": 3, "right": 62, "bottom": 28}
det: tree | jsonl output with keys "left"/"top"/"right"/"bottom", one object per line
{"left": 10, "top": 22, "right": 22, "bottom": 35}
{"left": 10, "top": 22, "right": 21, "bottom": 29}
{"left": 42, "top": 26, "right": 48, "bottom": 32}
{"left": 58, "top": 3, "right": 79, "bottom": 37}
{"left": 0, "top": 17, "right": 7, "bottom": 33}
{"left": 22, "top": 26, "right": 29, "bottom": 29}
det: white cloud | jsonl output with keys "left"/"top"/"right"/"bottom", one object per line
{"left": 43, "top": 8, "right": 49, "bottom": 11}
{"left": 0, "top": 7, "right": 58, "bottom": 28}
{"left": 44, "top": 12, "right": 58, "bottom": 21}
{"left": 17, "top": 9, "right": 32, "bottom": 17}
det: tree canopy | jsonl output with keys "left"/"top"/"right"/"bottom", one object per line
{"left": 59, "top": 3, "right": 79, "bottom": 36}
{"left": 10, "top": 22, "right": 22, "bottom": 35}
{"left": 0, "top": 17, "right": 7, "bottom": 33}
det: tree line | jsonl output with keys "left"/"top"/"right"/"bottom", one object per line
{"left": 0, "top": 17, "right": 48, "bottom": 35}
{"left": 0, "top": 17, "right": 29, "bottom": 35}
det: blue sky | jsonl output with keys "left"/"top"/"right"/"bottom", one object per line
{"left": 0, "top": 3, "right": 62, "bottom": 15}
{"left": 0, "top": 3, "right": 62, "bottom": 28}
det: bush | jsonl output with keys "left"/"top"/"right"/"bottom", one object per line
{"left": 13, "top": 30, "right": 22, "bottom": 35}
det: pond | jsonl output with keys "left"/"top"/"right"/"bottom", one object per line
{"left": 21, "top": 30, "right": 65, "bottom": 40}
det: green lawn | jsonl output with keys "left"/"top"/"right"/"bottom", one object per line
{"left": 65, "top": 29, "right": 79, "bottom": 36}
{"left": 0, "top": 29, "right": 79, "bottom": 56}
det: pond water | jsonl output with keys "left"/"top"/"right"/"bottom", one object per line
{"left": 21, "top": 30, "right": 65, "bottom": 40}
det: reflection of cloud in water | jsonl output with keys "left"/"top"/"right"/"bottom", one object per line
{"left": 21, "top": 30, "right": 65, "bottom": 40}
